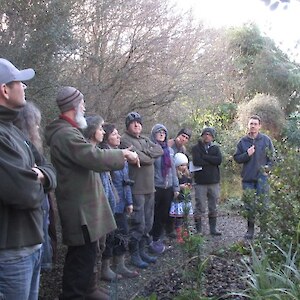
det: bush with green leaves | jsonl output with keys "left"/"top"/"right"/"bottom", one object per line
{"left": 263, "top": 144, "right": 300, "bottom": 252}
{"left": 282, "top": 110, "right": 300, "bottom": 148}
{"left": 233, "top": 242, "right": 300, "bottom": 300}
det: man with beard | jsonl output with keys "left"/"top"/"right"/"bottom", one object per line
{"left": 45, "top": 86, "right": 139, "bottom": 299}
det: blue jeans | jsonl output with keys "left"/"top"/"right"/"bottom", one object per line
{"left": 0, "top": 247, "right": 42, "bottom": 300}
{"left": 242, "top": 174, "right": 269, "bottom": 220}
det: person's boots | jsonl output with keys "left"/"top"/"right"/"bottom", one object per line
{"left": 86, "top": 271, "right": 110, "bottom": 300}
{"left": 244, "top": 220, "right": 255, "bottom": 239}
{"left": 176, "top": 227, "right": 184, "bottom": 244}
{"left": 194, "top": 218, "right": 202, "bottom": 234}
{"left": 209, "top": 217, "right": 222, "bottom": 236}
{"left": 166, "top": 218, "right": 177, "bottom": 239}
{"left": 100, "top": 258, "right": 122, "bottom": 281}
{"left": 139, "top": 238, "right": 157, "bottom": 264}
{"left": 129, "top": 239, "right": 149, "bottom": 269}
{"left": 113, "top": 255, "right": 139, "bottom": 278}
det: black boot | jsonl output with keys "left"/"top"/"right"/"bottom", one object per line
{"left": 129, "top": 239, "right": 148, "bottom": 269}
{"left": 209, "top": 217, "right": 221, "bottom": 236}
{"left": 244, "top": 220, "right": 255, "bottom": 239}
{"left": 194, "top": 218, "right": 202, "bottom": 234}
{"left": 139, "top": 238, "right": 157, "bottom": 264}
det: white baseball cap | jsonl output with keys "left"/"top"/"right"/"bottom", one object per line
{"left": 0, "top": 58, "right": 35, "bottom": 84}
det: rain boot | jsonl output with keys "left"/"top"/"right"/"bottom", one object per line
{"left": 86, "top": 271, "right": 110, "bottom": 300}
{"left": 244, "top": 220, "right": 255, "bottom": 239}
{"left": 209, "top": 217, "right": 222, "bottom": 236}
{"left": 129, "top": 239, "right": 149, "bottom": 269}
{"left": 139, "top": 238, "right": 157, "bottom": 264}
{"left": 113, "top": 255, "right": 139, "bottom": 278}
{"left": 176, "top": 227, "right": 184, "bottom": 244}
{"left": 100, "top": 258, "right": 122, "bottom": 281}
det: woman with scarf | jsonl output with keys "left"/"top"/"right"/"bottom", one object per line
{"left": 149, "top": 124, "right": 179, "bottom": 254}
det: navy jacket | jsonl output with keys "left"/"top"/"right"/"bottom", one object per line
{"left": 233, "top": 133, "right": 274, "bottom": 182}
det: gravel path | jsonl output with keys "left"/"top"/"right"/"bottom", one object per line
{"left": 39, "top": 211, "right": 249, "bottom": 299}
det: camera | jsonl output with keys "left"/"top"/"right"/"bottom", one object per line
{"left": 122, "top": 179, "right": 135, "bottom": 186}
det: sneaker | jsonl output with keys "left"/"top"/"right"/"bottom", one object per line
{"left": 149, "top": 240, "right": 166, "bottom": 254}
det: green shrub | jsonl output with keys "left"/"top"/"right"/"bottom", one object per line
{"left": 261, "top": 143, "right": 300, "bottom": 256}
{"left": 233, "top": 242, "right": 300, "bottom": 300}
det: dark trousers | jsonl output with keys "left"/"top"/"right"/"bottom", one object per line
{"left": 102, "top": 213, "right": 128, "bottom": 259}
{"left": 151, "top": 187, "right": 174, "bottom": 241}
{"left": 61, "top": 227, "right": 97, "bottom": 300}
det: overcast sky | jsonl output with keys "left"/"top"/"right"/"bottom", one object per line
{"left": 172, "top": 0, "right": 300, "bottom": 62}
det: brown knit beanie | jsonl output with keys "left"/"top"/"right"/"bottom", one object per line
{"left": 56, "top": 86, "right": 83, "bottom": 113}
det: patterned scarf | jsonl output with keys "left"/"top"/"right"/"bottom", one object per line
{"left": 159, "top": 141, "right": 172, "bottom": 178}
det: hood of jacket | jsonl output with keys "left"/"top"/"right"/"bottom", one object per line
{"left": 45, "top": 118, "right": 78, "bottom": 146}
{"left": 150, "top": 123, "right": 168, "bottom": 143}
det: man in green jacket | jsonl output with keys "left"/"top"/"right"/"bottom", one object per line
{"left": 0, "top": 58, "right": 56, "bottom": 300}
{"left": 45, "top": 87, "right": 138, "bottom": 300}
{"left": 121, "top": 112, "right": 163, "bottom": 269}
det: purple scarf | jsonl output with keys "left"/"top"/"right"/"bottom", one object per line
{"left": 159, "top": 141, "right": 172, "bottom": 178}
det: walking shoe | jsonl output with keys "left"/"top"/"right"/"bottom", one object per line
{"left": 149, "top": 240, "right": 166, "bottom": 254}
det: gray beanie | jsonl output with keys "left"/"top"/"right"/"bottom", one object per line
{"left": 56, "top": 86, "right": 83, "bottom": 113}
{"left": 201, "top": 127, "right": 216, "bottom": 138}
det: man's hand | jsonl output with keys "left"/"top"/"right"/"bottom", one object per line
{"left": 122, "top": 149, "right": 140, "bottom": 167}
{"left": 32, "top": 167, "right": 45, "bottom": 185}
{"left": 247, "top": 145, "right": 255, "bottom": 156}
{"left": 126, "top": 204, "right": 133, "bottom": 214}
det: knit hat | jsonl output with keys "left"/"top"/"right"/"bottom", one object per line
{"left": 56, "top": 86, "right": 83, "bottom": 113}
{"left": 174, "top": 153, "right": 188, "bottom": 167}
{"left": 0, "top": 58, "right": 35, "bottom": 84}
{"left": 176, "top": 128, "right": 192, "bottom": 139}
{"left": 125, "top": 112, "right": 142, "bottom": 129}
{"left": 201, "top": 127, "right": 216, "bottom": 138}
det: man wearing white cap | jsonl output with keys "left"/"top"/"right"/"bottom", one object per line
{"left": 0, "top": 58, "right": 56, "bottom": 300}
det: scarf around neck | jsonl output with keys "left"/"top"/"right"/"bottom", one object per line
{"left": 159, "top": 141, "right": 172, "bottom": 178}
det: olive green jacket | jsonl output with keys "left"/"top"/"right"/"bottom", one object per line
{"left": 45, "top": 118, "right": 124, "bottom": 246}
{"left": 121, "top": 131, "right": 163, "bottom": 195}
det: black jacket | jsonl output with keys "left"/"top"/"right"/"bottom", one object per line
{"left": 191, "top": 140, "right": 222, "bottom": 185}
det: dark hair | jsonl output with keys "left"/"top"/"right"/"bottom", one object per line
{"left": 14, "top": 101, "right": 43, "bottom": 153}
{"left": 83, "top": 115, "right": 104, "bottom": 141}
{"left": 249, "top": 115, "right": 261, "bottom": 124}
{"left": 102, "top": 123, "right": 116, "bottom": 143}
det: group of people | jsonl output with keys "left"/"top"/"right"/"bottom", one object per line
{"left": 0, "top": 58, "right": 274, "bottom": 300}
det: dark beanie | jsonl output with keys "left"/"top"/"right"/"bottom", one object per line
{"left": 125, "top": 112, "right": 142, "bottom": 129}
{"left": 176, "top": 128, "right": 192, "bottom": 139}
{"left": 56, "top": 86, "right": 83, "bottom": 113}
{"left": 201, "top": 127, "right": 216, "bottom": 138}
